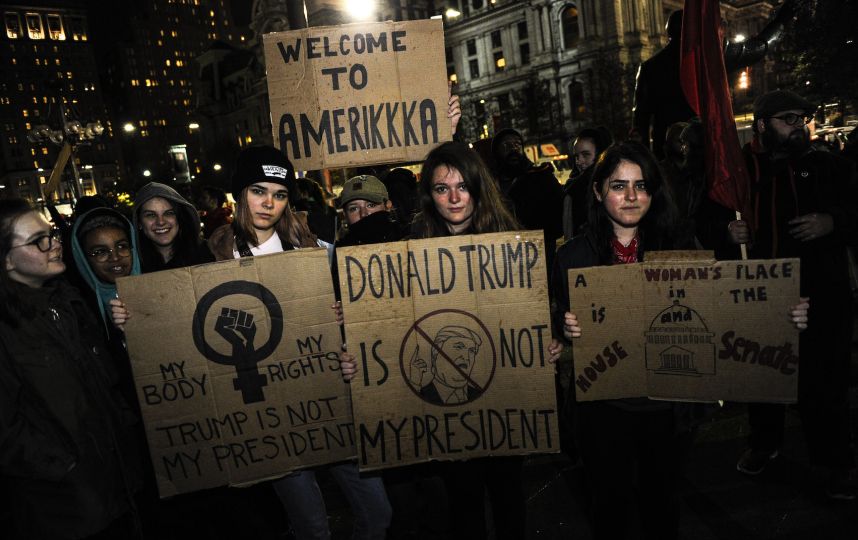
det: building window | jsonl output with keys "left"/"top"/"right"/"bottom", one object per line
{"left": 5, "top": 12, "right": 21, "bottom": 39}
{"left": 46, "top": 14, "right": 64, "bottom": 40}
{"left": 569, "top": 80, "right": 585, "bottom": 120}
{"left": 517, "top": 21, "right": 528, "bottom": 40}
{"left": 520, "top": 43, "right": 530, "bottom": 65}
{"left": 493, "top": 51, "right": 505, "bottom": 72}
{"left": 469, "top": 59, "right": 480, "bottom": 79}
{"left": 466, "top": 39, "right": 477, "bottom": 56}
{"left": 25, "top": 13, "right": 44, "bottom": 40}
{"left": 562, "top": 5, "right": 581, "bottom": 49}
{"left": 68, "top": 16, "right": 85, "bottom": 41}
{"left": 491, "top": 30, "right": 502, "bottom": 49}
{"left": 472, "top": 0, "right": 484, "bottom": 9}
{"left": 445, "top": 47, "right": 453, "bottom": 63}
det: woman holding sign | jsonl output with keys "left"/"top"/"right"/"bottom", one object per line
{"left": 551, "top": 142, "right": 810, "bottom": 540}
{"left": 0, "top": 198, "right": 142, "bottom": 539}
{"left": 341, "top": 141, "right": 563, "bottom": 539}
{"left": 208, "top": 145, "right": 392, "bottom": 540}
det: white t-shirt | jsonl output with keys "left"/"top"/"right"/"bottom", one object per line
{"left": 232, "top": 233, "right": 333, "bottom": 259}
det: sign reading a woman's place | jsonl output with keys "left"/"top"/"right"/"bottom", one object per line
{"left": 338, "top": 231, "right": 560, "bottom": 470}
{"left": 263, "top": 19, "right": 452, "bottom": 171}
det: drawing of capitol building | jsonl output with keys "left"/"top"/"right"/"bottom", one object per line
{"left": 644, "top": 301, "right": 716, "bottom": 377}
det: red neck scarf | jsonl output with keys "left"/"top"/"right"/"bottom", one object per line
{"left": 611, "top": 236, "right": 639, "bottom": 264}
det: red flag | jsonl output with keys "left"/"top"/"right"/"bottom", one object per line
{"left": 679, "top": 0, "right": 751, "bottom": 221}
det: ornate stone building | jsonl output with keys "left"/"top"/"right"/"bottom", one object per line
{"left": 195, "top": 0, "right": 781, "bottom": 176}
{"left": 447, "top": 0, "right": 779, "bottom": 163}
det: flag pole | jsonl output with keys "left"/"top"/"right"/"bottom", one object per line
{"left": 736, "top": 210, "right": 748, "bottom": 260}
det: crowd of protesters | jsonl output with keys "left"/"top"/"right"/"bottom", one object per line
{"left": 2, "top": 20, "right": 857, "bottom": 540}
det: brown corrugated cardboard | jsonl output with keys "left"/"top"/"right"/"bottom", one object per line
{"left": 568, "top": 253, "right": 801, "bottom": 403}
{"left": 338, "top": 231, "right": 560, "bottom": 470}
{"left": 263, "top": 19, "right": 452, "bottom": 171}
{"left": 117, "top": 249, "right": 353, "bottom": 497}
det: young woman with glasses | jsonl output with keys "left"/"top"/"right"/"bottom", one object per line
{"left": 0, "top": 198, "right": 142, "bottom": 539}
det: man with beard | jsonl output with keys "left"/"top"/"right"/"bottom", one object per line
{"left": 729, "top": 90, "right": 858, "bottom": 500}
{"left": 490, "top": 128, "right": 564, "bottom": 272}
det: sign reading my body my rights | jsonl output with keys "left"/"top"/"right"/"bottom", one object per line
{"left": 569, "top": 251, "right": 801, "bottom": 403}
{"left": 117, "top": 250, "right": 353, "bottom": 497}
{"left": 338, "top": 231, "right": 560, "bottom": 471}
{"left": 263, "top": 19, "right": 451, "bottom": 171}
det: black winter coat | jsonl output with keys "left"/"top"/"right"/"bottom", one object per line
{"left": 0, "top": 279, "right": 141, "bottom": 539}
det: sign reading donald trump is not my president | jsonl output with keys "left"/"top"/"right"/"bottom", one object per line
{"left": 338, "top": 231, "right": 560, "bottom": 471}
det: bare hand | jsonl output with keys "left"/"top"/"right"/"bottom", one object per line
{"left": 789, "top": 297, "right": 810, "bottom": 331}
{"left": 563, "top": 311, "right": 582, "bottom": 340}
{"left": 109, "top": 297, "right": 129, "bottom": 332}
{"left": 788, "top": 213, "right": 833, "bottom": 242}
{"left": 332, "top": 301, "right": 344, "bottom": 325}
{"left": 727, "top": 220, "right": 750, "bottom": 244}
{"left": 339, "top": 350, "right": 358, "bottom": 382}
{"left": 547, "top": 339, "right": 563, "bottom": 368}
{"left": 448, "top": 81, "right": 461, "bottom": 135}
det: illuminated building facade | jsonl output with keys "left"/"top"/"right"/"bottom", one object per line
{"left": 90, "top": 0, "right": 249, "bottom": 189}
{"left": 445, "top": 0, "right": 779, "bottom": 165}
{"left": 0, "top": 1, "right": 117, "bottom": 204}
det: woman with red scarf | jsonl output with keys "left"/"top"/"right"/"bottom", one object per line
{"left": 550, "top": 142, "right": 809, "bottom": 539}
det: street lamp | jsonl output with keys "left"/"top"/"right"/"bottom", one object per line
{"left": 445, "top": 8, "right": 461, "bottom": 19}
{"left": 143, "top": 169, "right": 152, "bottom": 177}
{"left": 213, "top": 163, "right": 222, "bottom": 171}
{"left": 123, "top": 122, "right": 136, "bottom": 133}
{"left": 345, "top": 0, "right": 375, "bottom": 20}
{"left": 188, "top": 122, "right": 200, "bottom": 130}
{"left": 27, "top": 102, "right": 105, "bottom": 202}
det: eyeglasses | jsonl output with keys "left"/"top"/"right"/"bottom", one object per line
{"left": 87, "top": 242, "right": 132, "bottom": 262}
{"left": 769, "top": 113, "right": 813, "bottom": 126}
{"left": 8, "top": 228, "right": 61, "bottom": 252}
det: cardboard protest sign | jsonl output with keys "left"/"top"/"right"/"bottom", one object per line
{"left": 338, "top": 231, "right": 560, "bottom": 471}
{"left": 569, "top": 251, "right": 801, "bottom": 403}
{"left": 117, "top": 250, "right": 353, "bottom": 497}
{"left": 263, "top": 19, "right": 451, "bottom": 171}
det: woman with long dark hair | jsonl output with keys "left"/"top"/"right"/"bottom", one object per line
{"left": 0, "top": 199, "right": 141, "bottom": 539}
{"left": 343, "top": 141, "right": 562, "bottom": 539}
{"left": 551, "top": 142, "right": 809, "bottom": 539}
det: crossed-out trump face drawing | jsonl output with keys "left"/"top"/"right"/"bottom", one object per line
{"left": 432, "top": 326, "right": 482, "bottom": 387}
{"left": 410, "top": 325, "right": 484, "bottom": 406}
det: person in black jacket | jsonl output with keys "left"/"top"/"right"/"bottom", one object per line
{"left": 728, "top": 90, "right": 858, "bottom": 499}
{"left": 0, "top": 198, "right": 142, "bottom": 539}
{"left": 633, "top": 3, "right": 795, "bottom": 157}
{"left": 552, "top": 143, "right": 809, "bottom": 539}
{"left": 490, "top": 128, "right": 564, "bottom": 273}
{"left": 563, "top": 126, "right": 613, "bottom": 240}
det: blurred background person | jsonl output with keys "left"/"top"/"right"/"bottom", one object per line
{"left": 197, "top": 185, "right": 233, "bottom": 240}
